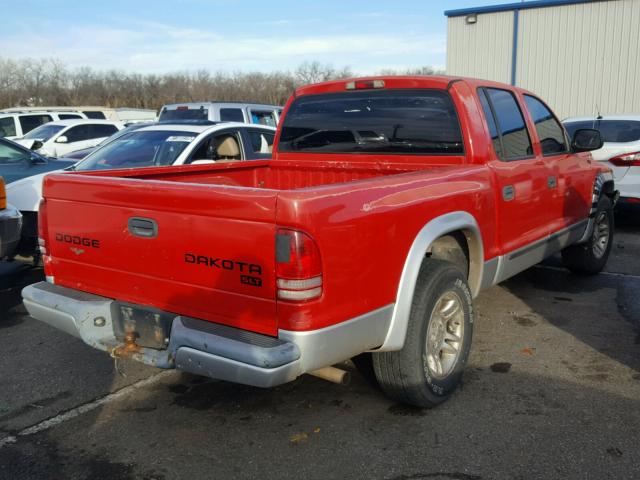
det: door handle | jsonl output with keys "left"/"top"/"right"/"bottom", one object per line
{"left": 548, "top": 176, "right": 557, "bottom": 189}
{"left": 128, "top": 217, "right": 158, "bottom": 238}
{"left": 502, "top": 185, "right": 515, "bottom": 202}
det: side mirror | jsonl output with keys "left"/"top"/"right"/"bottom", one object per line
{"left": 56, "top": 135, "right": 68, "bottom": 144}
{"left": 571, "top": 129, "right": 603, "bottom": 152}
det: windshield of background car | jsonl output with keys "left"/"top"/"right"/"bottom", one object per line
{"left": 23, "top": 124, "right": 65, "bottom": 141}
{"left": 73, "top": 130, "right": 196, "bottom": 171}
{"left": 278, "top": 89, "right": 464, "bottom": 154}
{"left": 0, "top": 140, "right": 30, "bottom": 162}
{"left": 158, "top": 107, "right": 208, "bottom": 121}
{"left": 564, "top": 120, "right": 640, "bottom": 143}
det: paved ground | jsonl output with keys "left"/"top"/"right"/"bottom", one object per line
{"left": 0, "top": 212, "right": 638, "bottom": 480}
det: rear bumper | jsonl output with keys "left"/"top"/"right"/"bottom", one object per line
{"left": 22, "top": 282, "right": 392, "bottom": 387}
{"left": 0, "top": 205, "right": 23, "bottom": 258}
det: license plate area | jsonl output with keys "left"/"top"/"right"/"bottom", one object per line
{"left": 111, "top": 302, "right": 174, "bottom": 349}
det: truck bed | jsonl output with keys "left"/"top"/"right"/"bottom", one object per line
{"left": 74, "top": 157, "right": 466, "bottom": 191}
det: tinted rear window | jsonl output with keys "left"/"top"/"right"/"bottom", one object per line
{"left": 159, "top": 107, "right": 208, "bottom": 121}
{"left": 83, "top": 111, "right": 106, "bottom": 119}
{"left": 220, "top": 108, "right": 245, "bottom": 122}
{"left": 564, "top": 120, "right": 640, "bottom": 143}
{"left": 279, "top": 89, "right": 464, "bottom": 155}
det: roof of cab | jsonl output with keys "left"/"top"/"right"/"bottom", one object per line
{"left": 293, "top": 75, "right": 536, "bottom": 98}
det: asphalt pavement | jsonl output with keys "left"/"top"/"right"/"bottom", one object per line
{"left": 0, "top": 212, "right": 638, "bottom": 480}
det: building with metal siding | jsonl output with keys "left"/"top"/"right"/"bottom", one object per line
{"left": 445, "top": 0, "right": 640, "bottom": 119}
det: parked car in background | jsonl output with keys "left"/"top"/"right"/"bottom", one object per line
{"left": 0, "top": 177, "right": 22, "bottom": 258}
{"left": 0, "top": 137, "right": 75, "bottom": 184}
{"left": 7, "top": 121, "right": 276, "bottom": 256}
{"left": 564, "top": 116, "right": 640, "bottom": 205}
{"left": 158, "top": 102, "right": 282, "bottom": 127}
{"left": 62, "top": 122, "right": 154, "bottom": 160}
{"left": 0, "top": 107, "right": 156, "bottom": 123}
{"left": 13, "top": 120, "right": 124, "bottom": 158}
{"left": 0, "top": 111, "right": 88, "bottom": 139}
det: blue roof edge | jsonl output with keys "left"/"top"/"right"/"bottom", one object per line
{"left": 445, "top": 0, "right": 597, "bottom": 17}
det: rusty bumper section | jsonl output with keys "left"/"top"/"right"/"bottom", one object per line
{"left": 22, "top": 282, "right": 302, "bottom": 387}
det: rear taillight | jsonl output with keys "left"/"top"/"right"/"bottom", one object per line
{"left": 38, "top": 198, "right": 48, "bottom": 256}
{"left": 276, "top": 228, "right": 322, "bottom": 302}
{"left": 0, "top": 177, "right": 6, "bottom": 210}
{"left": 609, "top": 151, "right": 640, "bottom": 167}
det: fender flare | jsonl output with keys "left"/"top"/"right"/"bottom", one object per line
{"left": 377, "top": 211, "right": 484, "bottom": 352}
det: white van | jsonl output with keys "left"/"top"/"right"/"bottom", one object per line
{"left": 0, "top": 106, "right": 157, "bottom": 123}
{"left": 0, "top": 111, "right": 88, "bottom": 139}
{"left": 158, "top": 102, "right": 283, "bottom": 127}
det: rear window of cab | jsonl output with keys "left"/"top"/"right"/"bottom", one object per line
{"left": 278, "top": 89, "right": 464, "bottom": 155}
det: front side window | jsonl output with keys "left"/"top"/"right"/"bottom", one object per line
{"left": 0, "top": 140, "right": 30, "bottom": 163}
{"left": 19, "top": 114, "right": 52, "bottom": 134}
{"left": 0, "top": 117, "right": 17, "bottom": 137}
{"left": 23, "top": 124, "right": 65, "bottom": 141}
{"left": 524, "top": 95, "right": 568, "bottom": 155}
{"left": 279, "top": 89, "right": 464, "bottom": 155}
{"left": 482, "top": 88, "right": 532, "bottom": 160}
{"left": 188, "top": 132, "right": 243, "bottom": 162}
{"left": 75, "top": 130, "right": 194, "bottom": 171}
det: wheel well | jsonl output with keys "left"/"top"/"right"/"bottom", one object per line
{"left": 427, "top": 232, "right": 469, "bottom": 277}
{"left": 426, "top": 229, "right": 483, "bottom": 296}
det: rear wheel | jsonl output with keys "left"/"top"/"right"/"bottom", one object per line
{"left": 372, "top": 259, "right": 474, "bottom": 408}
{"left": 561, "top": 196, "right": 613, "bottom": 275}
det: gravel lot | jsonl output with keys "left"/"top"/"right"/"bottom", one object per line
{"left": 0, "top": 212, "right": 638, "bottom": 480}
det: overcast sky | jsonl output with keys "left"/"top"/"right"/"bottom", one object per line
{"left": 0, "top": 0, "right": 494, "bottom": 73}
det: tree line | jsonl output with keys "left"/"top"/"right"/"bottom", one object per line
{"left": 0, "top": 57, "right": 442, "bottom": 110}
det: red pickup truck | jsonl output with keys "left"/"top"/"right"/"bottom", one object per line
{"left": 23, "top": 76, "right": 616, "bottom": 407}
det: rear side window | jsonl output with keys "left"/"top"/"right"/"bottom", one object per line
{"left": 59, "top": 113, "right": 83, "bottom": 120}
{"left": 247, "top": 130, "right": 275, "bottom": 155}
{"left": 220, "top": 108, "right": 245, "bottom": 122}
{"left": 19, "top": 114, "right": 52, "bottom": 134}
{"left": 279, "top": 89, "right": 464, "bottom": 155}
{"left": 65, "top": 125, "right": 92, "bottom": 142}
{"left": 159, "top": 107, "right": 208, "bottom": 121}
{"left": 91, "top": 124, "right": 118, "bottom": 138}
{"left": 478, "top": 89, "right": 503, "bottom": 158}
{"left": 480, "top": 88, "right": 532, "bottom": 160}
{"left": 250, "top": 110, "right": 277, "bottom": 127}
{"left": 524, "top": 95, "right": 568, "bottom": 155}
{"left": 564, "top": 120, "right": 640, "bottom": 143}
{"left": 83, "top": 111, "right": 106, "bottom": 119}
{"left": 0, "top": 117, "right": 16, "bottom": 137}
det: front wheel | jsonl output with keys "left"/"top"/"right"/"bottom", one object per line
{"left": 372, "top": 259, "right": 474, "bottom": 408}
{"left": 561, "top": 196, "right": 614, "bottom": 275}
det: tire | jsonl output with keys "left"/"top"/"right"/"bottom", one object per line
{"left": 561, "top": 196, "right": 614, "bottom": 275}
{"left": 372, "top": 259, "right": 474, "bottom": 408}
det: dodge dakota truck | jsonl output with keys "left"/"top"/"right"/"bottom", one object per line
{"left": 23, "top": 76, "right": 616, "bottom": 408}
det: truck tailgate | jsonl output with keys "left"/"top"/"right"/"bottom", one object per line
{"left": 43, "top": 174, "right": 279, "bottom": 336}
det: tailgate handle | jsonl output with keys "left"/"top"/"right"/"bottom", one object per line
{"left": 128, "top": 217, "right": 158, "bottom": 238}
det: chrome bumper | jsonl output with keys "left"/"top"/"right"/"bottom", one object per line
{"left": 22, "top": 282, "right": 392, "bottom": 388}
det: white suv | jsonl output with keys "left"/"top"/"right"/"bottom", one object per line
{"left": 0, "top": 111, "right": 87, "bottom": 139}
{"left": 159, "top": 102, "right": 282, "bottom": 127}
{"left": 13, "top": 120, "right": 124, "bottom": 157}
{"left": 564, "top": 116, "right": 640, "bottom": 205}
